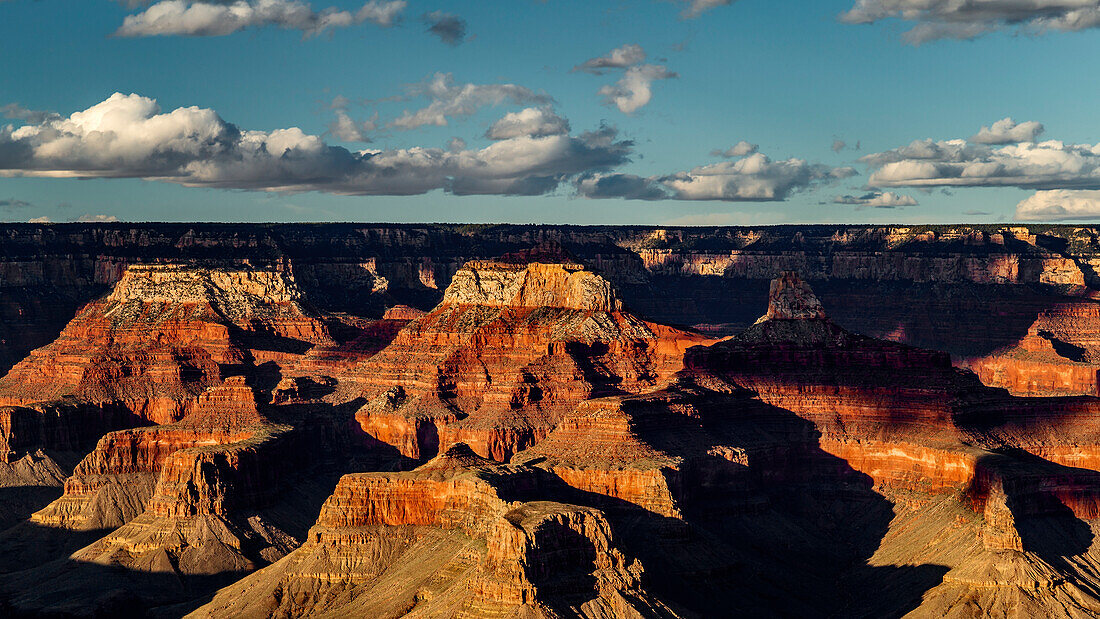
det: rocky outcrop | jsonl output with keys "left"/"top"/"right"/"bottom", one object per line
{"left": 0, "top": 264, "right": 331, "bottom": 463}
{"left": 2, "top": 377, "right": 318, "bottom": 616}
{"left": 965, "top": 301, "right": 1100, "bottom": 396}
{"left": 341, "top": 257, "right": 710, "bottom": 462}
{"left": 30, "top": 376, "right": 270, "bottom": 531}
{"left": 189, "top": 444, "right": 671, "bottom": 618}
{"left": 0, "top": 264, "right": 329, "bottom": 418}
{"left": 511, "top": 273, "right": 1100, "bottom": 616}
{"left": 2, "top": 223, "right": 1098, "bottom": 377}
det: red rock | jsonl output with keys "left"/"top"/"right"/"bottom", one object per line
{"left": 189, "top": 443, "right": 671, "bottom": 618}
{"left": 0, "top": 264, "right": 331, "bottom": 427}
{"left": 965, "top": 301, "right": 1100, "bottom": 396}
{"left": 340, "top": 258, "right": 711, "bottom": 462}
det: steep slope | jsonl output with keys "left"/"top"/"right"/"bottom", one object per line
{"left": 334, "top": 252, "right": 710, "bottom": 462}
{"left": 0, "top": 377, "right": 325, "bottom": 616}
{"left": 0, "top": 264, "right": 331, "bottom": 450}
{"left": 190, "top": 443, "right": 674, "bottom": 618}
{"left": 965, "top": 301, "right": 1100, "bottom": 397}
{"left": 517, "top": 272, "right": 1100, "bottom": 616}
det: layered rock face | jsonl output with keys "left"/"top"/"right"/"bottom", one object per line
{"left": 965, "top": 301, "right": 1100, "bottom": 396}
{"left": 191, "top": 444, "right": 671, "bottom": 618}
{"left": 0, "top": 264, "right": 331, "bottom": 464}
{"left": 517, "top": 272, "right": 1100, "bottom": 616}
{"left": 0, "top": 265, "right": 329, "bottom": 421}
{"left": 6, "top": 231, "right": 1100, "bottom": 617}
{"left": 3, "top": 223, "right": 1098, "bottom": 377}
{"left": 2, "top": 376, "right": 317, "bottom": 615}
{"left": 340, "top": 257, "right": 709, "bottom": 462}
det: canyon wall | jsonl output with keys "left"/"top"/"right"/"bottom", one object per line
{"left": 2, "top": 223, "right": 1098, "bottom": 378}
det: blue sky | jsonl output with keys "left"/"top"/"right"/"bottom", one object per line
{"left": 2, "top": 0, "right": 1100, "bottom": 224}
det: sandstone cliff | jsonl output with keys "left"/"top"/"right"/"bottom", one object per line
{"left": 3, "top": 223, "right": 1099, "bottom": 377}
{"left": 190, "top": 443, "right": 673, "bottom": 618}
{"left": 338, "top": 256, "right": 709, "bottom": 462}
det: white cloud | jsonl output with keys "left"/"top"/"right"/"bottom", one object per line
{"left": 598, "top": 64, "right": 677, "bottom": 114}
{"left": 77, "top": 214, "right": 120, "bottom": 222}
{"left": 115, "top": 0, "right": 405, "bottom": 37}
{"left": 485, "top": 107, "right": 569, "bottom": 140}
{"left": 0, "top": 92, "right": 632, "bottom": 198}
{"left": 577, "top": 152, "right": 856, "bottom": 202}
{"left": 573, "top": 44, "right": 646, "bottom": 74}
{"left": 28, "top": 216, "right": 51, "bottom": 224}
{"left": 970, "top": 117, "right": 1045, "bottom": 144}
{"left": 833, "top": 191, "right": 918, "bottom": 207}
{"left": 680, "top": 0, "right": 735, "bottom": 19}
{"left": 710, "top": 141, "right": 758, "bottom": 158}
{"left": 390, "top": 73, "right": 552, "bottom": 130}
{"left": 863, "top": 138, "right": 1100, "bottom": 190}
{"left": 1016, "top": 189, "right": 1100, "bottom": 221}
{"left": 328, "top": 110, "right": 378, "bottom": 142}
{"left": 840, "top": 0, "right": 1100, "bottom": 44}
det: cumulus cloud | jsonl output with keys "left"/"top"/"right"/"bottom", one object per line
{"left": 862, "top": 137, "right": 1100, "bottom": 190}
{"left": 27, "top": 216, "right": 51, "bottom": 224}
{"left": 574, "top": 44, "right": 674, "bottom": 114}
{"left": 486, "top": 107, "right": 570, "bottom": 140}
{"left": 862, "top": 119, "right": 1100, "bottom": 219}
{"left": 680, "top": 0, "right": 735, "bottom": 19}
{"left": 577, "top": 152, "right": 856, "bottom": 202}
{"left": 328, "top": 109, "right": 378, "bottom": 142}
{"left": 390, "top": 73, "right": 551, "bottom": 130}
{"left": 1, "top": 103, "right": 60, "bottom": 124}
{"left": 77, "top": 214, "right": 120, "bottom": 222}
{"left": 1016, "top": 189, "right": 1100, "bottom": 221}
{"left": 970, "top": 117, "right": 1045, "bottom": 144}
{"left": 0, "top": 92, "right": 632, "bottom": 198}
{"left": 598, "top": 64, "right": 677, "bottom": 114}
{"left": 572, "top": 44, "right": 646, "bottom": 74}
{"left": 114, "top": 0, "right": 405, "bottom": 37}
{"left": 423, "top": 10, "right": 466, "bottom": 45}
{"left": 840, "top": 0, "right": 1100, "bottom": 44}
{"left": 833, "top": 191, "right": 918, "bottom": 207}
{"left": 710, "top": 141, "right": 758, "bottom": 158}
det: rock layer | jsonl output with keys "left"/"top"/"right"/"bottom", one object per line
{"left": 342, "top": 257, "right": 710, "bottom": 462}
{"left": 190, "top": 444, "right": 671, "bottom": 618}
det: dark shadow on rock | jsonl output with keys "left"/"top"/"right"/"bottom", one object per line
{"left": 507, "top": 391, "right": 951, "bottom": 618}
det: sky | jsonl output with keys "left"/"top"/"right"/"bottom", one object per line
{"left": 2, "top": 0, "right": 1100, "bottom": 225}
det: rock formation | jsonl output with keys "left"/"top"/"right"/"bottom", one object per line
{"left": 190, "top": 443, "right": 673, "bottom": 618}
{"left": 336, "top": 255, "right": 710, "bottom": 462}
{"left": 965, "top": 301, "right": 1100, "bottom": 396}
{"left": 0, "top": 263, "right": 334, "bottom": 479}
{"left": 5, "top": 236, "right": 1100, "bottom": 616}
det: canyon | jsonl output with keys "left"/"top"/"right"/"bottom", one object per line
{"left": 0, "top": 223, "right": 1099, "bottom": 617}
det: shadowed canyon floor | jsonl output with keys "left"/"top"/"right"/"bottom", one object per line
{"left": 2, "top": 228, "right": 1100, "bottom": 616}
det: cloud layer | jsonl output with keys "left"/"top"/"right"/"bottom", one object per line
{"left": 711, "top": 141, "right": 759, "bottom": 158}
{"left": 841, "top": 0, "right": 1100, "bottom": 43}
{"left": 573, "top": 44, "right": 646, "bottom": 74}
{"left": 390, "top": 73, "right": 552, "bottom": 129}
{"left": 0, "top": 92, "right": 631, "bottom": 197}
{"left": 577, "top": 152, "right": 855, "bottom": 202}
{"left": 1016, "top": 189, "right": 1100, "bottom": 221}
{"left": 833, "top": 191, "right": 918, "bottom": 207}
{"left": 115, "top": 0, "right": 405, "bottom": 37}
